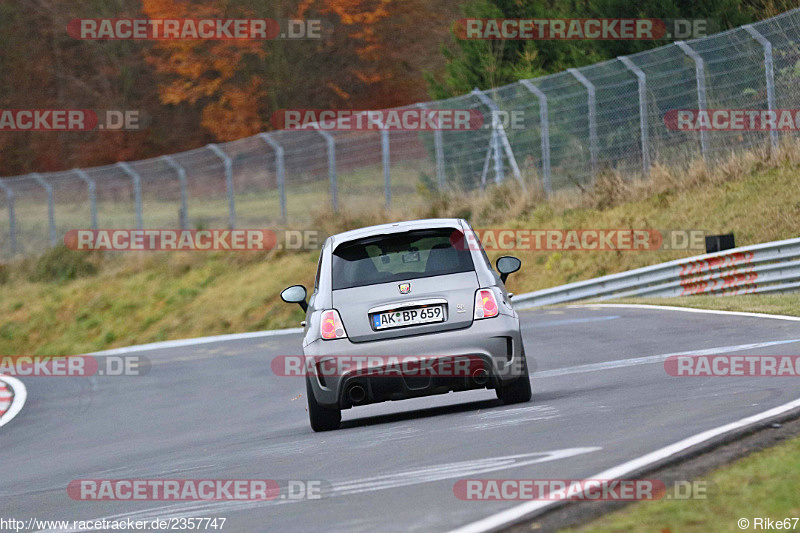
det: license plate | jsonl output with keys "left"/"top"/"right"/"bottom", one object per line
{"left": 372, "top": 305, "right": 445, "bottom": 330}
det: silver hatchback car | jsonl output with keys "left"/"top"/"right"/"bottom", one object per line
{"left": 281, "top": 218, "right": 531, "bottom": 431}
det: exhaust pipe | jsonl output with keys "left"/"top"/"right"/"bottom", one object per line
{"left": 471, "top": 368, "right": 489, "bottom": 386}
{"left": 347, "top": 384, "right": 367, "bottom": 404}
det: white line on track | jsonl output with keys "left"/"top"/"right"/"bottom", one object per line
{"left": 569, "top": 303, "right": 800, "bottom": 322}
{"left": 449, "top": 395, "right": 800, "bottom": 533}
{"left": 0, "top": 375, "right": 27, "bottom": 428}
{"left": 452, "top": 304, "right": 800, "bottom": 533}
{"left": 533, "top": 337, "right": 800, "bottom": 378}
{"left": 22, "top": 302, "right": 800, "bottom": 531}
{"left": 36, "top": 448, "right": 601, "bottom": 532}
{"left": 522, "top": 315, "right": 619, "bottom": 328}
{"left": 87, "top": 328, "right": 304, "bottom": 356}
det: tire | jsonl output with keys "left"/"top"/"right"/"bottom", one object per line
{"left": 306, "top": 378, "right": 341, "bottom": 431}
{"left": 496, "top": 355, "right": 532, "bottom": 405}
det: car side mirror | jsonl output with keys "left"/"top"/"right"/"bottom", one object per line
{"left": 281, "top": 285, "right": 308, "bottom": 312}
{"left": 496, "top": 256, "right": 521, "bottom": 283}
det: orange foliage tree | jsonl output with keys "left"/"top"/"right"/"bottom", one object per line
{"left": 295, "top": 0, "right": 461, "bottom": 109}
{"left": 142, "top": 0, "right": 267, "bottom": 141}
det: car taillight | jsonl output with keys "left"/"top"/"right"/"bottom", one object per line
{"left": 474, "top": 289, "right": 499, "bottom": 319}
{"left": 320, "top": 309, "right": 347, "bottom": 340}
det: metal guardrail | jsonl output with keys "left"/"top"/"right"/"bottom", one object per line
{"left": 512, "top": 237, "right": 800, "bottom": 308}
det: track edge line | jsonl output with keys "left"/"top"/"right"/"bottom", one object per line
{"left": 449, "top": 396, "right": 800, "bottom": 533}
{"left": 0, "top": 375, "right": 27, "bottom": 428}
{"left": 566, "top": 303, "right": 800, "bottom": 322}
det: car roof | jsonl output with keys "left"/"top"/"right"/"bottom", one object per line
{"left": 329, "top": 218, "right": 466, "bottom": 248}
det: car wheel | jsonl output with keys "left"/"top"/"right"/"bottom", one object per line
{"left": 496, "top": 355, "right": 532, "bottom": 404}
{"left": 306, "top": 377, "right": 341, "bottom": 431}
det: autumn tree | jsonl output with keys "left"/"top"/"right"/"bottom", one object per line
{"left": 142, "top": 0, "right": 267, "bottom": 141}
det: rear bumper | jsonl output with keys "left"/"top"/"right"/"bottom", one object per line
{"left": 303, "top": 313, "right": 526, "bottom": 408}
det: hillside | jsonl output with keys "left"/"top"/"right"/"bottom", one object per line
{"left": 1, "top": 141, "right": 799, "bottom": 355}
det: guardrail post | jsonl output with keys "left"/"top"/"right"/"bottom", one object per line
{"left": 567, "top": 69, "right": 598, "bottom": 178}
{"left": 206, "top": 144, "right": 236, "bottom": 229}
{"left": 73, "top": 169, "right": 98, "bottom": 231}
{"left": 520, "top": 80, "right": 552, "bottom": 195}
{"left": 676, "top": 41, "right": 709, "bottom": 161}
{"left": 0, "top": 180, "right": 16, "bottom": 256}
{"left": 309, "top": 126, "right": 338, "bottom": 211}
{"left": 31, "top": 173, "right": 56, "bottom": 247}
{"left": 161, "top": 156, "right": 189, "bottom": 229}
{"left": 618, "top": 56, "right": 650, "bottom": 177}
{"left": 472, "top": 88, "right": 525, "bottom": 190}
{"left": 744, "top": 24, "right": 779, "bottom": 150}
{"left": 417, "top": 103, "right": 446, "bottom": 190}
{"left": 257, "top": 133, "right": 287, "bottom": 222}
{"left": 116, "top": 162, "right": 143, "bottom": 230}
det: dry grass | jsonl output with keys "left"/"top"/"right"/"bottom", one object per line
{"left": 1, "top": 138, "right": 799, "bottom": 355}
{"left": 564, "top": 431, "right": 800, "bottom": 533}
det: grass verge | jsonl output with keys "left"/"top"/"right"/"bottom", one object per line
{"left": 561, "top": 431, "right": 800, "bottom": 533}
{"left": 1, "top": 140, "right": 799, "bottom": 355}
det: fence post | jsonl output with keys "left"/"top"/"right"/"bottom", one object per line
{"left": 618, "top": 56, "right": 651, "bottom": 177}
{"left": 0, "top": 180, "right": 16, "bottom": 256}
{"left": 31, "top": 173, "right": 56, "bottom": 247}
{"left": 206, "top": 144, "right": 236, "bottom": 229}
{"left": 73, "top": 169, "right": 98, "bottom": 231}
{"left": 743, "top": 24, "right": 778, "bottom": 149}
{"left": 257, "top": 133, "right": 287, "bottom": 222}
{"left": 309, "top": 125, "right": 338, "bottom": 211}
{"left": 567, "top": 68, "right": 598, "bottom": 178}
{"left": 417, "top": 103, "right": 446, "bottom": 189}
{"left": 520, "top": 80, "right": 552, "bottom": 195}
{"left": 479, "top": 142, "right": 493, "bottom": 190}
{"left": 363, "top": 114, "right": 392, "bottom": 209}
{"left": 472, "top": 88, "right": 504, "bottom": 184}
{"left": 472, "top": 88, "right": 525, "bottom": 190}
{"left": 116, "top": 162, "right": 143, "bottom": 230}
{"left": 676, "top": 41, "right": 709, "bottom": 161}
{"left": 161, "top": 156, "right": 189, "bottom": 229}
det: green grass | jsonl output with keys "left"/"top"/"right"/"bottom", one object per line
{"left": 1, "top": 141, "right": 800, "bottom": 356}
{"left": 1, "top": 143, "right": 798, "bottom": 533}
{"left": 561, "top": 433, "right": 800, "bottom": 533}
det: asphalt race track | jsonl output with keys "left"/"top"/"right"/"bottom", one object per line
{"left": 2, "top": 305, "right": 800, "bottom": 532}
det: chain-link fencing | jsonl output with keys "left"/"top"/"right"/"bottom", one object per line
{"left": 2, "top": 9, "right": 800, "bottom": 257}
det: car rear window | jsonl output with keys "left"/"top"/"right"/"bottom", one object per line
{"left": 332, "top": 229, "right": 475, "bottom": 290}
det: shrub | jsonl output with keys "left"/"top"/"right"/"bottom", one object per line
{"left": 28, "top": 245, "right": 99, "bottom": 282}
